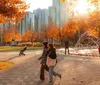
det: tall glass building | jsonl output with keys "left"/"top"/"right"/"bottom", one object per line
{"left": 18, "top": 12, "right": 35, "bottom": 35}
{"left": 52, "top": 0, "right": 70, "bottom": 26}
{"left": 33, "top": 0, "right": 71, "bottom": 32}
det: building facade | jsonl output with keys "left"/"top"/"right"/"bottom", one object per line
{"left": 33, "top": 0, "right": 70, "bottom": 32}
{"left": 34, "top": 8, "right": 50, "bottom": 32}
{"left": 18, "top": 12, "right": 35, "bottom": 35}
{"left": 0, "top": 12, "right": 35, "bottom": 35}
{"left": 53, "top": 0, "right": 70, "bottom": 26}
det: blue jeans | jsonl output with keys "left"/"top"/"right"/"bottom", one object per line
{"left": 49, "top": 66, "right": 60, "bottom": 82}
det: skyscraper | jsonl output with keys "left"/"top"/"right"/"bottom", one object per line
{"left": 44, "top": 9, "right": 49, "bottom": 25}
{"left": 34, "top": 8, "right": 42, "bottom": 32}
{"left": 34, "top": 8, "right": 49, "bottom": 32}
{"left": 48, "top": 6, "right": 56, "bottom": 25}
{"left": 52, "top": 0, "right": 70, "bottom": 26}
{"left": 52, "top": 0, "right": 60, "bottom": 26}
{"left": 18, "top": 12, "right": 35, "bottom": 35}
{"left": 33, "top": 0, "right": 71, "bottom": 32}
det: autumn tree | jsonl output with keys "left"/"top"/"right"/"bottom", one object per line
{"left": 39, "top": 25, "right": 48, "bottom": 42}
{"left": 39, "top": 32, "right": 47, "bottom": 42}
{"left": 62, "top": 18, "right": 78, "bottom": 41}
{"left": 60, "top": 0, "right": 100, "bottom": 54}
{"left": 61, "top": 18, "right": 78, "bottom": 54}
{"left": 3, "top": 27, "right": 22, "bottom": 43}
{"left": 88, "top": 10, "right": 100, "bottom": 37}
{"left": 31, "top": 32, "right": 39, "bottom": 42}
{"left": 60, "top": 0, "right": 100, "bottom": 37}
{"left": 22, "top": 30, "right": 32, "bottom": 41}
{"left": 47, "top": 25, "right": 60, "bottom": 43}
{"left": 0, "top": 0, "right": 28, "bottom": 23}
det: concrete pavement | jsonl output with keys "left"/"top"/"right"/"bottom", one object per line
{"left": 0, "top": 51, "right": 100, "bottom": 85}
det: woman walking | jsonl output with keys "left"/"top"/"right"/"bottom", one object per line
{"left": 38, "top": 42, "right": 49, "bottom": 80}
{"left": 46, "top": 43, "right": 61, "bottom": 83}
{"left": 98, "top": 46, "right": 100, "bottom": 57}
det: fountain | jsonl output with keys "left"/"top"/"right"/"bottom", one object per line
{"left": 70, "top": 31, "right": 100, "bottom": 57}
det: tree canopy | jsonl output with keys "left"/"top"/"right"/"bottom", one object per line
{"left": 0, "top": 0, "right": 28, "bottom": 23}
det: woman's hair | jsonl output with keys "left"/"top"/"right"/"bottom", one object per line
{"left": 43, "top": 42, "right": 48, "bottom": 48}
{"left": 49, "top": 43, "right": 55, "bottom": 50}
{"left": 48, "top": 43, "right": 57, "bottom": 59}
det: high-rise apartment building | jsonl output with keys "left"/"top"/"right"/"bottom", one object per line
{"left": 0, "top": 12, "right": 35, "bottom": 35}
{"left": 34, "top": 8, "right": 42, "bottom": 32}
{"left": 44, "top": 9, "right": 49, "bottom": 25}
{"left": 52, "top": 0, "right": 70, "bottom": 26}
{"left": 18, "top": 12, "right": 35, "bottom": 35}
{"left": 52, "top": 0, "right": 60, "bottom": 26}
{"left": 33, "top": 0, "right": 71, "bottom": 32}
{"left": 34, "top": 8, "right": 49, "bottom": 32}
{"left": 48, "top": 6, "right": 56, "bottom": 25}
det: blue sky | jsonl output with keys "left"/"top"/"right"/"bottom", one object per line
{"left": 25, "top": 0, "right": 52, "bottom": 12}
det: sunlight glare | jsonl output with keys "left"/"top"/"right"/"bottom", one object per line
{"left": 74, "top": 0, "right": 95, "bottom": 15}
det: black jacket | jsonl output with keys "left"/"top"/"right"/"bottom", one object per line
{"left": 47, "top": 48, "right": 57, "bottom": 59}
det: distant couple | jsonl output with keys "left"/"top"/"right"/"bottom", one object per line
{"left": 38, "top": 42, "right": 61, "bottom": 84}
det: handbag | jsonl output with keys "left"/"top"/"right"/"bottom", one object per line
{"left": 46, "top": 56, "right": 57, "bottom": 67}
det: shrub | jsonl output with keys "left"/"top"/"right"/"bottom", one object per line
{"left": 32, "top": 42, "right": 42, "bottom": 47}
{"left": 17, "top": 42, "right": 32, "bottom": 46}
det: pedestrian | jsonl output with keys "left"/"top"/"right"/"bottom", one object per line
{"left": 38, "top": 41, "right": 49, "bottom": 80}
{"left": 65, "top": 40, "right": 69, "bottom": 55}
{"left": 19, "top": 45, "right": 27, "bottom": 56}
{"left": 38, "top": 42, "right": 59, "bottom": 81}
{"left": 46, "top": 43, "right": 61, "bottom": 83}
{"left": 98, "top": 46, "right": 100, "bottom": 57}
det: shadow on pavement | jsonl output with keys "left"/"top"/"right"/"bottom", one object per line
{"left": 35, "top": 80, "right": 45, "bottom": 85}
{"left": 6, "top": 55, "right": 20, "bottom": 61}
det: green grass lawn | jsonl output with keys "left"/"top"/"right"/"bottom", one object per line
{"left": 0, "top": 46, "right": 43, "bottom": 52}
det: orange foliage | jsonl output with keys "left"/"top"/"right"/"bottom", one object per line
{"left": 47, "top": 25, "right": 60, "bottom": 40}
{"left": 88, "top": 0, "right": 100, "bottom": 7}
{"left": 32, "top": 32, "right": 39, "bottom": 41}
{"left": 87, "top": 29, "right": 99, "bottom": 36}
{"left": 0, "top": 62, "right": 13, "bottom": 70}
{"left": 87, "top": 10, "right": 100, "bottom": 37}
{"left": 3, "top": 27, "right": 22, "bottom": 43}
{"left": 62, "top": 10, "right": 99, "bottom": 40}
{"left": 39, "top": 32, "right": 47, "bottom": 41}
{"left": 0, "top": 0, "right": 29, "bottom": 23}
{"left": 60, "top": 0, "right": 66, "bottom": 3}
{"left": 61, "top": 19, "right": 78, "bottom": 40}
{"left": 22, "top": 30, "right": 32, "bottom": 41}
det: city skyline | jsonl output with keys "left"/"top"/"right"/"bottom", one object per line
{"left": 25, "top": 0, "right": 52, "bottom": 12}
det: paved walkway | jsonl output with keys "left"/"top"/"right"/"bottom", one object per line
{"left": 0, "top": 51, "right": 100, "bottom": 85}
